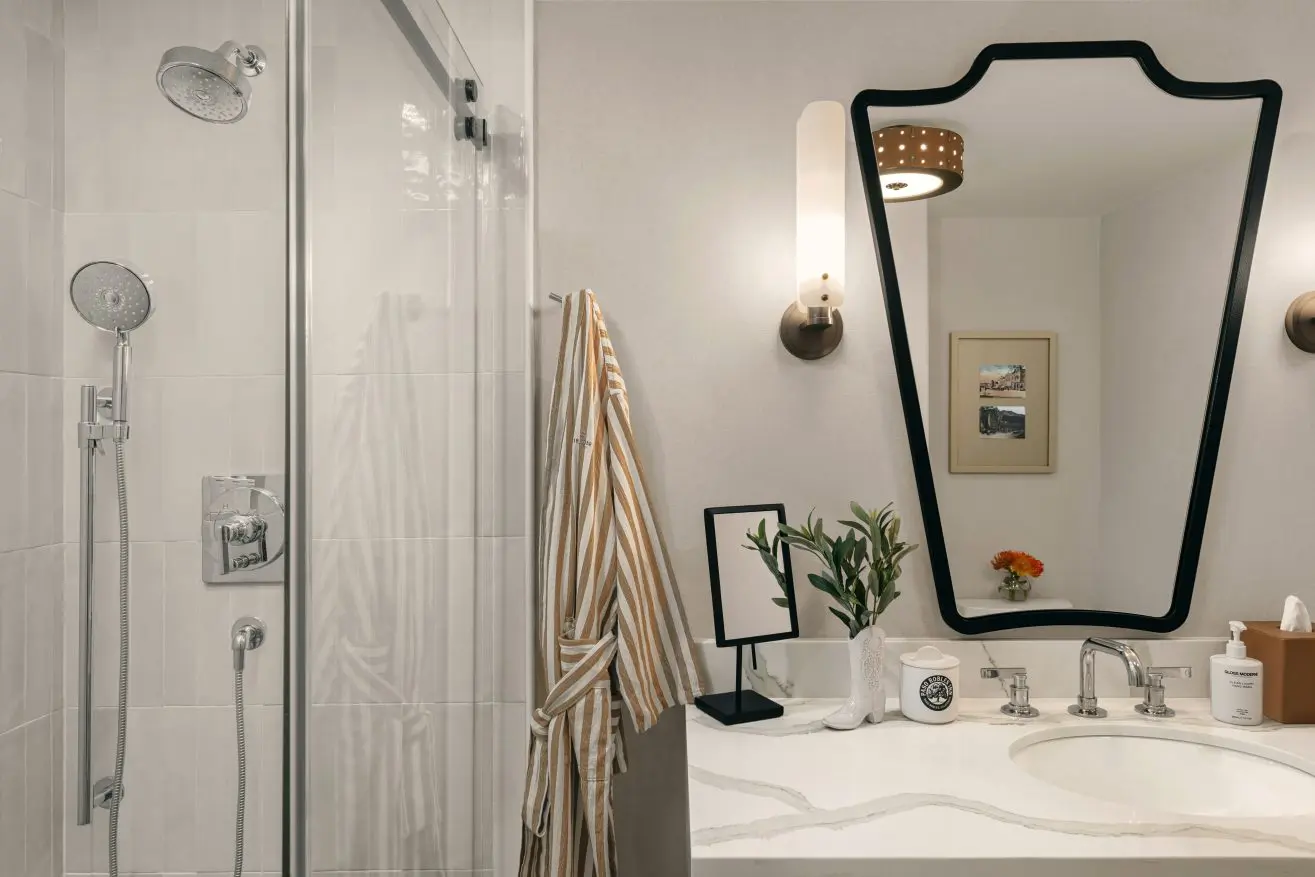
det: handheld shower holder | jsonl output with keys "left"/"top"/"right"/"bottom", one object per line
{"left": 231, "top": 616, "right": 267, "bottom": 671}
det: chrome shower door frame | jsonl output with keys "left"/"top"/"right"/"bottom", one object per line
{"left": 282, "top": 0, "right": 310, "bottom": 873}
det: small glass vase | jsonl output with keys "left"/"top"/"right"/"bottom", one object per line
{"left": 998, "top": 572, "right": 1032, "bottom": 602}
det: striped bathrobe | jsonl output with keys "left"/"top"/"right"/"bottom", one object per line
{"left": 520, "top": 290, "right": 703, "bottom": 877}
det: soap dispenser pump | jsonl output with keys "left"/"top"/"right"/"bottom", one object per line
{"left": 1210, "top": 621, "right": 1264, "bottom": 726}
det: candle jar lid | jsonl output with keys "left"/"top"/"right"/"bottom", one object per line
{"left": 900, "top": 645, "right": 960, "bottom": 671}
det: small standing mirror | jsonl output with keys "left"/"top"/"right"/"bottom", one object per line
{"left": 696, "top": 504, "right": 798, "bottom": 724}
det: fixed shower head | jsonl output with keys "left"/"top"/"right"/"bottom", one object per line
{"left": 157, "top": 41, "right": 266, "bottom": 123}
{"left": 70, "top": 261, "right": 153, "bottom": 334}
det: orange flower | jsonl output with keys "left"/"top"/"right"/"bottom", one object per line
{"left": 991, "top": 550, "right": 1044, "bottom": 578}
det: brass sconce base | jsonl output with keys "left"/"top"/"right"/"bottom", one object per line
{"left": 780, "top": 305, "right": 844, "bottom": 360}
{"left": 1285, "top": 291, "right": 1315, "bottom": 353}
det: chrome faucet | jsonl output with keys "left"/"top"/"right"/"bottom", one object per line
{"left": 1069, "top": 637, "right": 1148, "bottom": 718}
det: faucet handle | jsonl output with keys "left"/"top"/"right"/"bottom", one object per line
{"left": 1147, "top": 665, "right": 1192, "bottom": 684}
{"left": 1135, "top": 666, "right": 1192, "bottom": 718}
{"left": 980, "top": 667, "right": 1039, "bottom": 718}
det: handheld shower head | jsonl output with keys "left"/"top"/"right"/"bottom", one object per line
{"left": 157, "top": 41, "right": 266, "bottom": 123}
{"left": 70, "top": 261, "right": 153, "bottom": 334}
{"left": 69, "top": 261, "right": 155, "bottom": 433}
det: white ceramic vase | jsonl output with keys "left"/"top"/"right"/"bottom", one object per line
{"left": 824, "top": 625, "right": 886, "bottom": 730}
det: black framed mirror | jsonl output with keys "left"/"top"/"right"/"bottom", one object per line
{"left": 696, "top": 503, "right": 799, "bottom": 724}
{"left": 852, "top": 42, "right": 1281, "bottom": 634}
{"left": 705, "top": 503, "right": 799, "bottom": 647}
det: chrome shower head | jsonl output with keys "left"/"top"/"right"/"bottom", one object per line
{"left": 69, "top": 261, "right": 153, "bottom": 334}
{"left": 70, "top": 261, "right": 155, "bottom": 430}
{"left": 157, "top": 41, "right": 266, "bottom": 123}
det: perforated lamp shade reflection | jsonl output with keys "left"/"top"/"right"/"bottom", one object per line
{"left": 874, "top": 125, "right": 965, "bottom": 202}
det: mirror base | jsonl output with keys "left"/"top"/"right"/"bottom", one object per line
{"left": 695, "top": 690, "right": 785, "bottom": 726}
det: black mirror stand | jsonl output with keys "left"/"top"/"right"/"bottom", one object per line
{"left": 693, "top": 643, "right": 785, "bottom": 725}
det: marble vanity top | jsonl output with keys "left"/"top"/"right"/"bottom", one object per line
{"left": 686, "top": 698, "right": 1315, "bottom": 876}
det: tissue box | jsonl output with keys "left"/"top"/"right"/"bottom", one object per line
{"left": 1241, "top": 621, "right": 1315, "bottom": 724}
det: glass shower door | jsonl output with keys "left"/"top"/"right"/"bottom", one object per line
{"left": 305, "top": 0, "right": 482, "bottom": 870}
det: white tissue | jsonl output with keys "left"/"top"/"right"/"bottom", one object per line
{"left": 1280, "top": 595, "right": 1312, "bottom": 633}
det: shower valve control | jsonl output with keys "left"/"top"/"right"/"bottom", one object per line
{"left": 203, "top": 475, "right": 286, "bottom": 584}
{"left": 221, "top": 513, "right": 268, "bottom": 545}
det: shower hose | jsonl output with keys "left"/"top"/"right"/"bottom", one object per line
{"left": 105, "top": 441, "right": 249, "bottom": 877}
{"left": 233, "top": 658, "right": 249, "bottom": 877}
{"left": 108, "top": 440, "right": 129, "bottom": 877}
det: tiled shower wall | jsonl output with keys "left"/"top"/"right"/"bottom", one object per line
{"left": 61, "top": 0, "right": 287, "bottom": 874}
{"left": 0, "top": 1, "right": 65, "bottom": 876}
{"left": 45, "top": 0, "right": 528, "bottom": 873}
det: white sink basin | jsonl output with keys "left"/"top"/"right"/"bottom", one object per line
{"left": 1010, "top": 725, "right": 1315, "bottom": 818}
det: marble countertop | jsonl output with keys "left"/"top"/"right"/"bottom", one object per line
{"left": 686, "top": 698, "right": 1315, "bottom": 876}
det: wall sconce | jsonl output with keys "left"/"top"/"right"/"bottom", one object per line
{"left": 781, "top": 100, "right": 846, "bottom": 360}
{"left": 1285, "top": 292, "right": 1315, "bottom": 353}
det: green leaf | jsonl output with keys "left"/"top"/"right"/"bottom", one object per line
{"left": 877, "top": 584, "right": 902, "bottom": 615}
{"left": 771, "top": 597, "right": 789, "bottom": 608}
{"left": 837, "top": 518, "right": 866, "bottom": 535}
{"left": 827, "top": 606, "right": 853, "bottom": 632}
{"left": 807, "top": 572, "right": 843, "bottom": 602}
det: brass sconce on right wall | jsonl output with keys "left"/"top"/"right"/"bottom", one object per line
{"left": 1285, "top": 291, "right": 1315, "bottom": 352}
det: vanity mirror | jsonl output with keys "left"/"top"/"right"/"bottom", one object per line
{"left": 705, "top": 504, "right": 799, "bottom": 647}
{"left": 696, "top": 503, "right": 799, "bottom": 724}
{"left": 853, "top": 42, "right": 1281, "bottom": 633}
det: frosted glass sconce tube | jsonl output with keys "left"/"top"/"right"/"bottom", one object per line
{"left": 782, "top": 100, "right": 846, "bottom": 360}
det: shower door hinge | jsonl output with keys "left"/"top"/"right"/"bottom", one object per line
{"left": 455, "top": 116, "right": 489, "bottom": 150}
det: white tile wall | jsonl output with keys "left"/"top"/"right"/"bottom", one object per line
{"left": 48, "top": 0, "right": 531, "bottom": 873}
{"left": 62, "top": 704, "right": 284, "bottom": 875}
{"left": 60, "top": 0, "right": 287, "bottom": 874}
{"left": 310, "top": 373, "right": 478, "bottom": 541}
{"left": 0, "top": 3, "right": 64, "bottom": 877}
{"left": 309, "top": 703, "right": 477, "bottom": 872}
{"left": 311, "top": 537, "right": 477, "bottom": 705}
{"left": 474, "top": 537, "right": 526, "bottom": 704}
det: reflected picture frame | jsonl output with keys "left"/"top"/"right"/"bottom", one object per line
{"left": 852, "top": 40, "right": 1282, "bottom": 634}
{"left": 949, "top": 331, "right": 1057, "bottom": 474}
{"left": 705, "top": 503, "right": 800, "bottom": 648}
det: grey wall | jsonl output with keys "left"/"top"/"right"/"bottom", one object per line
{"left": 0, "top": 1, "right": 64, "bottom": 875}
{"left": 1097, "top": 153, "right": 1252, "bottom": 618}
{"left": 538, "top": 2, "right": 1315, "bottom": 874}
{"left": 929, "top": 217, "right": 1103, "bottom": 606}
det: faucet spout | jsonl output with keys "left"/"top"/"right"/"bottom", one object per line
{"left": 1087, "top": 637, "right": 1148, "bottom": 687}
{"left": 1071, "top": 637, "right": 1147, "bottom": 718}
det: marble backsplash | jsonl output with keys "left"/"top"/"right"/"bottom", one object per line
{"left": 696, "top": 637, "right": 1227, "bottom": 701}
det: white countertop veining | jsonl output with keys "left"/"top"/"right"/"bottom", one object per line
{"left": 686, "top": 698, "right": 1315, "bottom": 876}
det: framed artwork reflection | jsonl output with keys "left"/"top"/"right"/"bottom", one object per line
{"left": 949, "top": 331, "right": 1057, "bottom": 474}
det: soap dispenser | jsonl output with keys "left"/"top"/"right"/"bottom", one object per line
{"left": 1210, "top": 621, "right": 1264, "bottom": 726}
